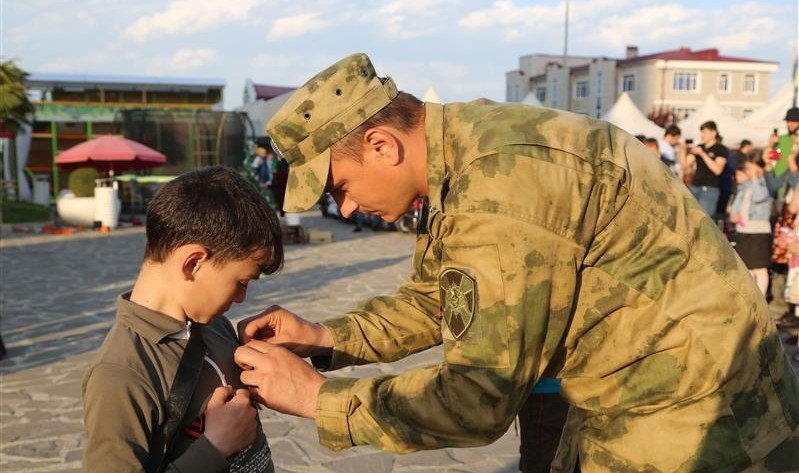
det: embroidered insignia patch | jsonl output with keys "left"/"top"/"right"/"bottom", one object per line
{"left": 439, "top": 268, "right": 477, "bottom": 340}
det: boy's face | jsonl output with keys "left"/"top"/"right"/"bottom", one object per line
{"left": 735, "top": 169, "right": 748, "bottom": 184}
{"left": 187, "top": 251, "right": 268, "bottom": 323}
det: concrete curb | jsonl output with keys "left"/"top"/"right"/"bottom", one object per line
{"left": 0, "top": 225, "right": 145, "bottom": 248}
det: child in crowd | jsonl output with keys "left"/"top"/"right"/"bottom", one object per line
{"left": 730, "top": 154, "right": 772, "bottom": 294}
{"left": 83, "top": 166, "right": 282, "bottom": 472}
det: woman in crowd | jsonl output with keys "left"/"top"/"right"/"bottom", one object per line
{"left": 683, "top": 121, "right": 729, "bottom": 217}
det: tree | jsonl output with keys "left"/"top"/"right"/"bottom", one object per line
{"left": 0, "top": 59, "right": 34, "bottom": 134}
{"left": 647, "top": 104, "right": 679, "bottom": 128}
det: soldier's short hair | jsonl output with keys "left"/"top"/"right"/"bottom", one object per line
{"left": 331, "top": 92, "right": 424, "bottom": 162}
{"left": 143, "top": 166, "right": 283, "bottom": 274}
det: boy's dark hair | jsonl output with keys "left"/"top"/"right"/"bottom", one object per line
{"left": 144, "top": 166, "right": 283, "bottom": 274}
{"left": 739, "top": 139, "right": 752, "bottom": 149}
{"left": 735, "top": 158, "right": 748, "bottom": 173}
{"left": 644, "top": 137, "right": 658, "bottom": 145}
{"left": 664, "top": 125, "right": 681, "bottom": 137}
{"left": 331, "top": 92, "right": 424, "bottom": 162}
{"left": 745, "top": 152, "right": 766, "bottom": 169}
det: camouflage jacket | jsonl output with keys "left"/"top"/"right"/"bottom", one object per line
{"left": 313, "top": 101, "right": 799, "bottom": 472}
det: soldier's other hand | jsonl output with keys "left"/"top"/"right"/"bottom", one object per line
{"left": 237, "top": 305, "right": 333, "bottom": 358}
{"left": 203, "top": 387, "right": 257, "bottom": 457}
{"left": 237, "top": 341, "right": 326, "bottom": 419}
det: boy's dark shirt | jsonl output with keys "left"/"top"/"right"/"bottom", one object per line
{"left": 82, "top": 293, "right": 273, "bottom": 473}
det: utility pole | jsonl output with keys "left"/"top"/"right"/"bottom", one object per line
{"left": 562, "top": 0, "right": 570, "bottom": 111}
{"left": 792, "top": 44, "right": 797, "bottom": 107}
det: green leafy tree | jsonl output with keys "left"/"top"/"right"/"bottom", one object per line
{"left": 0, "top": 59, "right": 34, "bottom": 133}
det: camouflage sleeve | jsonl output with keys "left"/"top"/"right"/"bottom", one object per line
{"left": 314, "top": 230, "right": 444, "bottom": 371}
{"left": 315, "top": 210, "right": 585, "bottom": 452}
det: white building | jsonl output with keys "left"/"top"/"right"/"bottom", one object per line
{"left": 506, "top": 46, "right": 779, "bottom": 120}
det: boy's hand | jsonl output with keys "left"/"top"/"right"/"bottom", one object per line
{"left": 237, "top": 305, "right": 333, "bottom": 358}
{"left": 236, "top": 341, "right": 326, "bottom": 419}
{"left": 203, "top": 387, "right": 257, "bottom": 458}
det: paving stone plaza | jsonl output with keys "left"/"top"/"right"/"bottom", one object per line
{"left": 0, "top": 214, "right": 521, "bottom": 473}
{"left": 1, "top": 213, "right": 798, "bottom": 472}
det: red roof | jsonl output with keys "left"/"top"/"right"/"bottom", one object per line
{"left": 253, "top": 84, "right": 295, "bottom": 100}
{"left": 620, "top": 47, "right": 777, "bottom": 65}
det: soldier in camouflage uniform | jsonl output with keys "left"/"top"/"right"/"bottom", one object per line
{"left": 234, "top": 53, "right": 799, "bottom": 472}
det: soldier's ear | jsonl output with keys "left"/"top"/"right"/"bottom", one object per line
{"left": 364, "top": 126, "right": 401, "bottom": 166}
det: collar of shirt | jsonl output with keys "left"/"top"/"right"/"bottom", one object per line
{"left": 116, "top": 292, "right": 189, "bottom": 344}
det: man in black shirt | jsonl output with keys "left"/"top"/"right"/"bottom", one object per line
{"left": 684, "top": 120, "right": 729, "bottom": 217}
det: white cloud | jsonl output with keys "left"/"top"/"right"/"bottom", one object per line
{"left": 38, "top": 46, "right": 121, "bottom": 72}
{"left": 380, "top": 59, "right": 477, "bottom": 98}
{"left": 251, "top": 54, "right": 303, "bottom": 69}
{"left": 122, "top": 0, "right": 257, "bottom": 42}
{"left": 267, "top": 13, "right": 329, "bottom": 41}
{"left": 371, "top": 0, "right": 458, "bottom": 39}
{"left": 704, "top": 3, "right": 784, "bottom": 51}
{"left": 588, "top": 5, "right": 703, "bottom": 50}
{"left": 459, "top": 0, "right": 564, "bottom": 41}
{"left": 164, "top": 48, "right": 218, "bottom": 72}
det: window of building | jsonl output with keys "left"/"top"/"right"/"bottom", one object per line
{"left": 595, "top": 72, "right": 603, "bottom": 115}
{"left": 622, "top": 74, "right": 635, "bottom": 92}
{"left": 536, "top": 86, "right": 546, "bottom": 103}
{"left": 718, "top": 74, "right": 730, "bottom": 93}
{"left": 575, "top": 80, "right": 589, "bottom": 98}
{"left": 672, "top": 72, "right": 698, "bottom": 91}
{"left": 552, "top": 82, "right": 558, "bottom": 108}
{"left": 744, "top": 74, "right": 757, "bottom": 94}
{"left": 743, "top": 109, "right": 754, "bottom": 118}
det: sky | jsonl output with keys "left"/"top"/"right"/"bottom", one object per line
{"left": 2, "top": 0, "right": 797, "bottom": 109}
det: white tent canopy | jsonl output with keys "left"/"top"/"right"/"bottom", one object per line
{"left": 680, "top": 94, "right": 769, "bottom": 147}
{"left": 745, "top": 82, "right": 795, "bottom": 134}
{"left": 520, "top": 91, "right": 542, "bottom": 107}
{"left": 601, "top": 93, "right": 664, "bottom": 138}
{"left": 422, "top": 86, "right": 443, "bottom": 104}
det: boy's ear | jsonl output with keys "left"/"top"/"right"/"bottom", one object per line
{"left": 179, "top": 244, "right": 210, "bottom": 281}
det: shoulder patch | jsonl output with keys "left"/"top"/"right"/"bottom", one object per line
{"left": 439, "top": 268, "right": 477, "bottom": 340}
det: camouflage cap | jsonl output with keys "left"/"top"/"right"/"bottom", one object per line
{"left": 266, "top": 53, "right": 398, "bottom": 212}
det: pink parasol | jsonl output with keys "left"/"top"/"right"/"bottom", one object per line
{"left": 55, "top": 135, "right": 166, "bottom": 173}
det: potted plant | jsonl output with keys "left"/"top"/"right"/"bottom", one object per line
{"left": 56, "top": 167, "right": 99, "bottom": 226}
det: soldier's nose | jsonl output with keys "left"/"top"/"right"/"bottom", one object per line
{"left": 339, "top": 199, "right": 359, "bottom": 218}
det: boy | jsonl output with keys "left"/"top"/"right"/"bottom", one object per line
{"left": 83, "top": 166, "right": 282, "bottom": 472}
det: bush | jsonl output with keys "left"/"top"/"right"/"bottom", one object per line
{"left": 68, "top": 167, "right": 100, "bottom": 197}
{"left": 1, "top": 200, "right": 51, "bottom": 223}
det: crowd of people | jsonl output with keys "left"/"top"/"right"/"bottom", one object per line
{"left": 249, "top": 142, "right": 289, "bottom": 217}
{"left": 641, "top": 107, "right": 799, "bottom": 333}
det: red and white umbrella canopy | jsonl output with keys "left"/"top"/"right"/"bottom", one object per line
{"left": 55, "top": 135, "right": 166, "bottom": 172}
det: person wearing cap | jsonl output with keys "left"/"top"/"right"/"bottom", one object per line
{"left": 234, "top": 53, "right": 799, "bottom": 472}
{"left": 769, "top": 107, "right": 799, "bottom": 178}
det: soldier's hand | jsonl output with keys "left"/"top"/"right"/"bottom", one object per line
{"left": 237, "top": 305, "right": 333, "bottom": 358}
{"left": 236, "top": 341, "right": 326, "bottom": 419}
{"left": 203, "top": 387, "right": 258, "bottom": 457}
